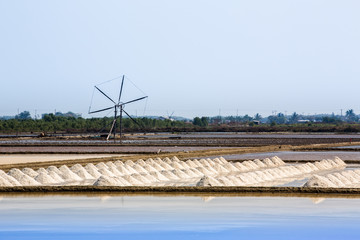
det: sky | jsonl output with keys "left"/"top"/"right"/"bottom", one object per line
{"left": 1, "top": 0, "right": 360, "bottom": 119}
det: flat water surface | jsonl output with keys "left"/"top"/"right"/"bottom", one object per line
{"left": 0, "top": 194, "right": 359, "bottom": 239}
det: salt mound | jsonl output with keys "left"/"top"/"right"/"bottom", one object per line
{"left": 84, "top": 164, "right": 102, "bottom": 178}
{"left": 334, "top": 157, "right": 346, "bottom": 167}
{"left": 186, "top": 160, "right": 198, "bottom": 168}
{"left": 135, "top": 159, "right": 146, "bottom": 166}
{"left": 272, "top": 156, "right": 285, "bottom": 165}
{"left": 172, "top": 169, "right": 191, "bottom": 179}
{"left": 305, "top": 163, "right": 319, "bottom": 172}
{"left": 22, "top": 168, "right": 38, "bottom": 178}
{"left": 192, "top": 159, "right": 203, "bottom": 167}
{"left": 182, "top": 169, "right": 198, "bottom": 178}
{"left": 96, "top": 162, "right": 108, "bottom": 170}
{"left": 150, "top": 171, "right": 169, "bottom": 181}
{"left": 114, "top": 160, "right": 124, "bottom": 167}
{"left": 93, "top": 176, "right": 123, "bottom": 186}
{"left": 203, "top": 165, "right": 218, "bottom": 175}
{"left": 303, "top": 175, "right": 337, "bottom": 188}
{"left": 237, "top": 173, "right": 257, "bottom": 184}
{"left": 332, "top": 173, "right": 352, "bottom": 185}
{"left": 107, "top": 166, "right": 123, "bottom": 176}
{"left": 199, "top": 159, "right": 211, "bottom": 167}
{"left": 71, "top": 164, "right": 85, "bottom": 172}
{"left": 217, "top": 176, "right": 235, "bottom": 186}
{"left": 59, "top": 165, "right": 83, "bottom": 181}
{"left": 36, "top": 168, "right": 48, "bottom": 174}
{"left": 341, "top": 171, "right": 358, "bottom": 183}
{"left": 47, "top": 166, "right": 62, "bottom": 175}
{"left": 189, "top": 168, "right": 204, "bottom": 177}
{"left": 105, "top": 161, "right": 117, "bottom": 169}
{"left": 161, "top": 170, "right": 180, "bottom": 180}
{"left": 98, "top": 168, "right": 116, "bottom": 177}
{"left": 141, "top": 173, "right": 158, "bottom": 183}
{"left": 19, "top": 174, "right": 41, "bottom": 186}
{"left": 160, "top": 162, "right": 174, "bottom": 171}
{"left": 262, "top": 158, "right": 276, "bottom": 167}
{"left": 245, "top": 160, "right": 259, "bottom": 169}
{"left": 233, "top": 162, "right": 249, "bottom": 172}
{"left": 132, "top": 165, "right": 148, "bottom": 174}
{"left": 117, "top": 165, "right": 132, "bottom": 175}
{"left": 320, "top": 160, "right": 332, "bottom": 169}
{"left": 206, "top": 158, "right": 216, "bottom": 166}
{"left": 145, "top": 158, "right": 155, "bottom": 164}
{"left": 0, "top": 171, "right": 21, "bottom": 186}
{"left": 253, "top": 159, "right": 267, "bottom": 168}
{"left": 163, "top": 157, "right": 172, "bottom": 164}
{"left": 151, "top": 162, "right": 166, "bottom": 171}
{"left": 227, "top": 176, "right": 246, "bottom": 186}
{"left": 326, "top": 174, "right": 346, "bottom": 187}
{"left": 212, "top": 158, "right": 222, "bottom": 164}
{"left": 122, "top": 175, "right": 143, "bottom": 185}
{"left": 35, "top": 172, "right": 57, "bottom": 185}
{"left": 171, "top": 156, "right": 180, "bottom": 162}
{"left": 171, "top": 162, "right": 185, "bottom": 170}
{"left": 8, "top": 168, "right": 25, "bottom": 181}
{"left": 0, "top": 175, "right": 12, "bottom": 186}
{"left": 125, "top": 160, "right": 135, "bottom": 166}
{"left": 123, "top": 164, "right": 138, "bottom": 174}
{"left": 131, "top": 173, "right": 151, "bottom": 184}
{"left": 212, "top": 164, "right": 230, "bottom": 174}
{"left": 223, "top": 163, "right": 240, "bottom": 172}
{"left": 219, "top": 157, "right": 228, "bottom": 164}
{"left": 196, "top": 167, "right": 214, "bottom": 176}
{"left": 179, "top": 161, "right": 190, "bottom": 169}
{"left": 75, "top": 168, "right": 95, "bottom": 180}
{"left": 48, "top": 170, "right": 65, "bottom": 183}
{"left": 143, "top": 165, "right": 158, "bottom": 173}
{"left": 196, "top": 175, "right": 221, "bottom": 186}
{"left": 314, "top": 162, "right": 328, "bottom": 170}
{"left": 242, "top": 161, "right": 258, "bottom": 170}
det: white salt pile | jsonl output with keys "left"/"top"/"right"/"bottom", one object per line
{"left": 196, "top": 175, "right": 221, "bottom": 187}
{"left": 85, "top": 164, "right": 102, "bottom": 178}
{"left": 0, "top": 156, "right": 350, "bottom": 188}
{"left": 303, "top": 169, "right": 360, "bottom": 188}
{"left": 0, "top": 175, "right": 12, "bottom": 186}
{"left": 59, "top": 165, "right": 83, "bottom": 182}
{"left": 48, "top": 170, "right": 65, "bottom": 183}
{"left": 35, "top": 172, "right": 57, "bottom": 185}
{"left": 93, "top": 176, "right": 123, "bottom": 186}
{"left": 22, "top": 168, "right": 39, "bottom": 178}
{"left": 303, "top": 175, "right": 337, "bottom": 188}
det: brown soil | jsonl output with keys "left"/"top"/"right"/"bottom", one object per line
{"left": 0, "top": 186, "right": 360, "bottom": 196}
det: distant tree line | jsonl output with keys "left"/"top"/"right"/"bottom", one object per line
{"left": 1, "top": 110, "right": 360, "bottom": 134}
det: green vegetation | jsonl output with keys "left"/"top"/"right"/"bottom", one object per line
{"left": 1, "top": 109, "right": 360, "bottom": 134}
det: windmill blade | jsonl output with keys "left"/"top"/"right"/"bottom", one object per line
{"left": 122, "top": 109, "right": 144, "bottom": 129}
{"left": 95, "top": 86, "right": 116, "bottom": 104}
{"left": 118, "top": 75, "right": 125, "bottom": 104}
{"left": 120, "top": 96, "right": 148, "bottom": 106}
{"left": 89, "top": 106, "right": 114, "bottom": 114}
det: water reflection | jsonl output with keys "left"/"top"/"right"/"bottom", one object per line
{"left": 0, "top": 194, "right": 359, "bottom": 239}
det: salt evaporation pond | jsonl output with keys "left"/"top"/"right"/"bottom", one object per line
{"left": 0, "top": 194, "right": 359, "bottom": 239}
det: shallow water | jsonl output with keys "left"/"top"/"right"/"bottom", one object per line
{"left": 223, "top": 151, "right": 360, "bottom": 161}
{"left": 0, "top": 195, "right": 359, "bottom": 239}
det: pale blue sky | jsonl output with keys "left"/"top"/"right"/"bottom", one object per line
{"left": 1, "top": 0, "right": 359, "bottom": 118}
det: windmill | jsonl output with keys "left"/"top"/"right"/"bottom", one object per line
{"left": 89, "top": 75, "right": 148, "bottom": 142}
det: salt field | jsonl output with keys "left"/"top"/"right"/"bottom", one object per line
{"left": 0, "top": 194, "right": 360, "bottom": 240}
{"left": 0, "top": 156, "right": 357, "bottom": 188}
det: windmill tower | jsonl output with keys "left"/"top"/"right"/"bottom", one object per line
{"left": 89, "top": 75, "right": 148, "bottom": 142}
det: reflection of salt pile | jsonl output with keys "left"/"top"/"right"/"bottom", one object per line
{"left": 0, "top": 155, "right": 350, "bottom": 187}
